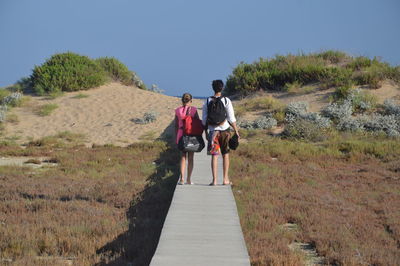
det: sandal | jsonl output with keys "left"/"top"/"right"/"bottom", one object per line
{"left": 178, "top": 180, "right": 184, "bottom": 185}
{"left": 222, "top": 181, "right": 233, "bottom": 185}
{"left": 185, "top": 182, "right": 194, "bottom": 185}
{"left": 209, "top": 182, "right": 217, "bottom": 186}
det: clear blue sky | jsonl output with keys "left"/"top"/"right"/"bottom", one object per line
{"left": 1, "top": 0, "right": 399, "bottom": 96}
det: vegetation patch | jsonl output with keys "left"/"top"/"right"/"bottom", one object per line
{"left": 225, "top": 51, "right": 399, "bottom": 96}
{"left": 133, "top": 112, "right": 158, "bottom": 124}
{"left": 0, "top": 135, "right": 179, "bottom": 265}
{"left": 36, "top": 103, "right": 58, "bottom": 116}
{"left": 72, "top": 93, "right": 89, "bottom": 99}
{"left": 31, "top": 52, "right": 107, "bottom": 95}
{"left": 231, "top": 132, "right": 400, "bottom": 265}
{"left": 28, "top": 52, "right": 147, "bottom": 95}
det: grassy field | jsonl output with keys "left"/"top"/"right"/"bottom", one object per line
{"left": 0, "top": 132, "right": 179, "bottom": 265}
{"left": 231, "top": 130, "right": 400, "bottom": 265}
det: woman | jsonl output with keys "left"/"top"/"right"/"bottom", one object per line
{"left": 175, "top": 93, "right": 200, "bottom": 185}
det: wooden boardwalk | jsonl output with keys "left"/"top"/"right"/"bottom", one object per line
{"left": 150, "top": 148, "right": 250, "bottom": 266}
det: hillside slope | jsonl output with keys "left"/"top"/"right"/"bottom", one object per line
{"left": 4, "top": 83, "right": 203, "bottom": 146}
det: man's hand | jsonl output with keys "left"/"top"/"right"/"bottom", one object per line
{"left": 235, "top": 130, "right": 240, "bottom": 139}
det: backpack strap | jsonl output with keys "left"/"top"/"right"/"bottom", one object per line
{"left": 186, "top": 106, "right": 191, "bottom": 116}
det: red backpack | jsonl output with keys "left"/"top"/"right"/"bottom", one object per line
{"left": 183, "top": 107, "right": 204, "bottom": 136}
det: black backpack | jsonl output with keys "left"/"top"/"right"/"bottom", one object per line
{"left": 207, "top": 96, "right": 227, "bottom": 126}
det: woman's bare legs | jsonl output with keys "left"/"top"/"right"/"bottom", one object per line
{"left": 186, "top": 152, "right": 194, "bottom": 184}
{"left": 179, "top": 152, "right": 186, "bottom": 184}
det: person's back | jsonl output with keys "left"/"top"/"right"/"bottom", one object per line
{"left": 202, "top": 80, "right": 240, "bottom": 185}
{"left": 175, "top": 93, "right": 200, "bottom": 185}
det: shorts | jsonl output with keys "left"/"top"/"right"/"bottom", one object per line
{"left": 207, "top": 130, "right": 231, "bottom": 156}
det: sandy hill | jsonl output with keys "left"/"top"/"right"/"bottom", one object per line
{"left": 3, "top": 81, "right": 399, "bottom": 146}
{"left": 4, "top": 83, "right": 203, "bottom": 146}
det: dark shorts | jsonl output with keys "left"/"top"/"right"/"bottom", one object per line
{"left": 207, "top": 130, "right": 231, "bottom": 156}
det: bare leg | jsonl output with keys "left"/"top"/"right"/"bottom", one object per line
{"left": 179, "top": 152, "right": 186, "bottom": 183}
{"left": 222, "top": 153, "right": 230, "bottom": 184}
{"left": 187, "top": 152, "right": 194, "bottom": 183}
{"left": 211, "top": 155, "right": 218, "bottom": 185}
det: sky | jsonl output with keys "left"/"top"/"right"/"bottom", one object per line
{"left": 1, "top": 0, "right": 399, "bottom": 97}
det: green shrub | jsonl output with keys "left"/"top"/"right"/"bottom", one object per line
{"left": 72, "top": 93, "right": 89, "bottom": 99}
{"left": 226, "top": 54, "right": 329, "bottom": 95}
{"left": 283, "top": 118, "right": 328, "bottom": 142}
{"left": 321, "top": 67, "right": 353, "bottom": 89}
{"left": 225, "top": 51, "right": 399, "bottom": 96}
{"left": 347, "top": 56, "right": 372, "bottom": 70}
{"left": 5, "top": 77, "right": 33, "bottom": 93}
{"left": 95, "top": 57, "right": 133, "bottom": 86}
{"left": 31, "top": 52, "right": 107, "bottom": 95}
{"left": 37, "top": 104, "right": 58, "bottom": 116}
{"left": 0, "top": 89, "right": 11, "bottom": 103}
{"left": 333, "top": 86, "right": 354, "bottom": 101}
{"left": 315, "top": 50, "right": 348, "bottom": 64}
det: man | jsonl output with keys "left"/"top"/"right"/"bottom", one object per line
{"left": 202, "top": 79, "right": 240, "bottom": 186}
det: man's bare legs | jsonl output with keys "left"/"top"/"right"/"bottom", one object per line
{"left": 186, "top": 152, "right": 194, "bottom": 184}
{"left": 211, "top": 153, "right": 230, "bottom": 185}
{"left": 222, "top": 153, "right": 231, "bottom": 185}
{"left": 210, "top": 155, "right": 218, "bottom": 185}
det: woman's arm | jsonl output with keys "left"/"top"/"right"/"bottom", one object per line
{"left": 174, "top": 115, "right": 179, "bottom": 136}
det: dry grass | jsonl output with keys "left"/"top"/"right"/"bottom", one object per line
{"left": 0, "top": 134, "right": 179, "bottom": 265}
{"left": 235, "top": 95, "right": 285, "bottom": 118}
{"left": 231, "top": 131, "right": 400, "bottom": 265}
{"left": 36, "top": 104, "right": 59, "bottom": 116}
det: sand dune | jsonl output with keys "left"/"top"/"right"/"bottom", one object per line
{"left": 3, "top": 81, "right": 398, "bottom": 146}
{"left": 5, "top": 83, "right": 203, "bottom": 146}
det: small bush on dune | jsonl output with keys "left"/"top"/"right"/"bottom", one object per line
{"left": 31, "top": 52, "right": 107, "bottom": 95}
{"left": 30, "top": 52, "right": 147, "bottom": 95}
{"left": 332, "top": 85, "right": 354, "bottom": 101}
{"left": 37, "top": 104, "right": 58, "bottom": 116}
{"left": 238, "top": 114, "right": 277, "bottom": 130}
{"left": 327, "top": 88, "right": 377, "bottom": 116}
{"left": 134, "top": 112, "right": 158, "bottom": 124}
{"left": 283, "top": 118, "right": 328, "bottom": 142}
{"left": 0, "top": 89, "right": 11, "bottom": 103}
{"left": 4, "top": 77, "right": 33, "bottom": 93}
{"left": 1, "top": 92, "right": 23, "bottom": 107}
{"left": 346, "top": 56, "right": 372, "bottom": 70}
{"left": 96, "top": 57, "right": 134, "bottom": 86}
{"left": 347, "top": 89, "right": 377, "bottom": 112}
{"left": 383, "top": 99, "right": 400, "bottom": 116}
{"left": 284, "top": 101, "right": 331, "bottom": 141}
{"left": 322, "top": 100, "right": 353, "bottom": 120}
{"left": 315, "top": 50, "right": 348, "bottom": 64}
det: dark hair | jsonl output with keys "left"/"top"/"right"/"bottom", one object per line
{"left": 212, "top": 80, "right": 224, "bottom": 93}
{"left": 181, "top": 93, "right": 193, "bottom": 104}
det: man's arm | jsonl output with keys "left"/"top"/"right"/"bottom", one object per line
{"left": 226, "top": 98, "right": 240, "bottom": 138}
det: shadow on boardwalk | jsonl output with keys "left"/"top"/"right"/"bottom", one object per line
{"left": 96, "top": 122, "right": 179, "bottom": 266}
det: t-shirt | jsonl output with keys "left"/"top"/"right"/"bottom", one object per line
{"left": 202, "top": 96, "right": 236, "bottom": 131}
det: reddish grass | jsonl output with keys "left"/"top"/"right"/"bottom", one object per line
{"left": 0, "top": 138, "right": 179, "bottom": 265}
{"left": 231, "top": 132, "right": 400, "bottom": 265}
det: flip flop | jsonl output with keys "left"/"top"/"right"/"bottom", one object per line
{"left": 222, "top": 181, "right": 233, "bottom": 186}
{"left": 185, "top": 182, "right": 194, "bottom": 185}
{"left": 209, "top": 182, "right": 217, "bottom": 186}
{"left": 178, "top": 181, "right": 184, "bottom": 185}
